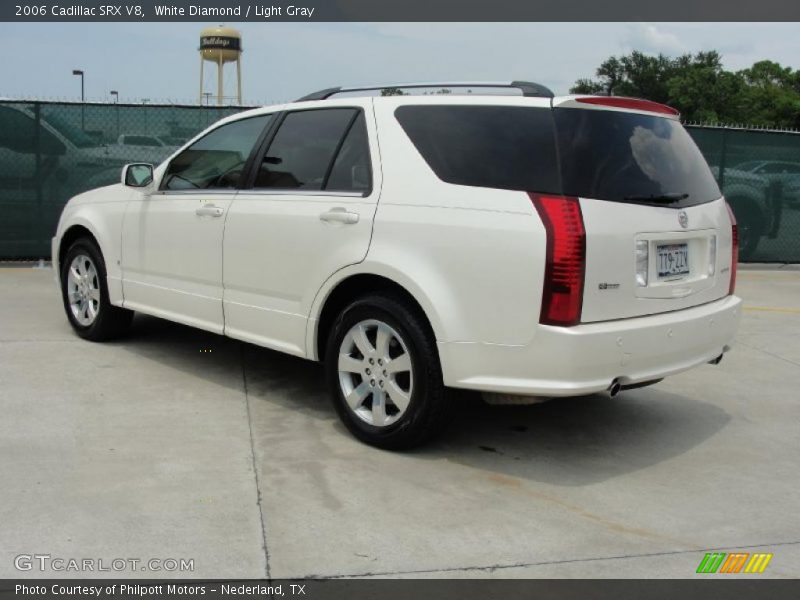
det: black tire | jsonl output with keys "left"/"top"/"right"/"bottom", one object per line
{"left": 325, "top": 293, "right": 454, "bottom": 450}
{"left": 60, "top": 238, "right": 133, "bottom": 341}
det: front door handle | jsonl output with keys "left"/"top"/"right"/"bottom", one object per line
{"left": 196, "top": 204, "right": 224, "bottom": 217}
{"left": 320, "top": 207, "right": 359, "bottom": 225}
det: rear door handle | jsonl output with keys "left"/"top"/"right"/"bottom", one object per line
{"left": 320, "top": 207, "right": 359, "bottom": 225}
{"left": 196, "top": 204, "right": 224, "bottom": 217}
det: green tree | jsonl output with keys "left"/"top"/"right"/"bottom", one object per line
{"left": 571, "top": 51, "right": 677, "bottom": 101}
{"left": 571, "top": 51, "right": 800, "bottom": 127}
{"left": 736, "top": 61, "right": 800, "bottom": 127}
{"left": 666, "top": 52, "right": 744, "bottom": 122}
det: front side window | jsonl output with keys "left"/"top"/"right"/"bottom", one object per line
{"left": 161, "top": 114, "right": 271, "bottom": 191}
{"left": 253, "top": 108, "right": 367, "bottom": 191}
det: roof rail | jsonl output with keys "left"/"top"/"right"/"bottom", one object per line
{"left": 295, "top": 81, "right": 554, "bottom": 102}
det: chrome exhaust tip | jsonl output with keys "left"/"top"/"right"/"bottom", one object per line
{"left": 606, "top": 379, "right": 622, "bottom": 398}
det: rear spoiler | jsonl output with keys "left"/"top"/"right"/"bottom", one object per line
{"left": 553, "top": 95, "right": 680, "bottom": 119}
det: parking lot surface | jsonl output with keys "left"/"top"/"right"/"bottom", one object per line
{"left": 0, "top": 266, "right": 798, "bottom": 579}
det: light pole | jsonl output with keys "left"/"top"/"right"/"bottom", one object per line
{"left": 110, "top": 90, "right": 119, "bottom": 139}
{"left": 202, "top": 92, "right": 213, "bottom": 126}
{"left": 72, "top": 69, "right": 85, "bottom": 130}
{"left": 142, "top": 98, "right": 149, "bottom": 135}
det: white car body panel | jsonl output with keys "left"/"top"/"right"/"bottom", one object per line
{"left": 120, "top": 188, "right": 234, "bottom": 334}
{"left": 222, "top": 99, "right": 381, "bottom": 357}
{"left": 53, "top": 92, "right": 742, "bottom": 398}
{"left": 52, "top": 184, "right": 132, "bottom": 305}
{"left": 579, "top": 197, "right": 734, "bottom": 322}
{"left": 440, "top": 295, "right": 740, "bottom": 395}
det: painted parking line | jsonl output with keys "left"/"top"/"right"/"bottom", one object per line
{"left": 0, "top": 267, "right": 52, "bottom": 272}
{"left": 743, "top": 306, "right": 800, "bottom": 314}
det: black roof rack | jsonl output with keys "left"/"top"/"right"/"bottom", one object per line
{"left": 296, "top": 81, "right": 554, "bottom": 102}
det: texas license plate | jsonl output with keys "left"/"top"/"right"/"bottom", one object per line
{"left": 657, "top": 243, "right": 690, "bottom": 279}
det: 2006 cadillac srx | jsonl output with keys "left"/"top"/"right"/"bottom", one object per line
{"left": 52, "top": 82, "right": 741, "bottom": 448}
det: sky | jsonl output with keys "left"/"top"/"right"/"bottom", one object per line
{"left": 2, "top": 22, "right": 800, "bottom": 104}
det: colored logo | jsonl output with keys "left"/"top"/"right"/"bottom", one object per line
{"left": 696, "top": 552, "right": 773, "bottom": 574}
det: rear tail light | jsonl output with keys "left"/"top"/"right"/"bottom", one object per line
{"left": 725, "top": 202, "right": 738, "bottom": 294}
{"left": 635, "top": 240, "right": 649, "bottom": 287}
{"left": 529, "top": 194, "right": 586, "bottom": 326}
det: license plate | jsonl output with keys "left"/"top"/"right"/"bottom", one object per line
{"left": 657, "top": 243, "right": 690, "bottom": 279}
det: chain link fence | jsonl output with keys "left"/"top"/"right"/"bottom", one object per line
{"left": 685, "top": 123, "right": 800, "bottom": 262}
{"left": 0, "top": 100, "right": 248, "bottom": 259}
{"left": 1, "top": 100, "right": 799, "bottom": 262}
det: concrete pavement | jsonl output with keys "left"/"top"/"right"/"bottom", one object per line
{"left": 0, "top": 266, "right": 798, "bottom": 579}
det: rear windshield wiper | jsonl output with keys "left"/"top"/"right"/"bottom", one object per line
{"left": 623, "top": 192, "right": 689, "bottom": 203}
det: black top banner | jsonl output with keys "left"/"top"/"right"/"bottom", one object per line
{"left": 2, "top": 0, "right": 799, "bottom": 22}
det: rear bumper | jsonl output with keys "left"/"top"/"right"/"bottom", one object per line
{"left": 438, "top": 295, "right": 742, "bottom": 396}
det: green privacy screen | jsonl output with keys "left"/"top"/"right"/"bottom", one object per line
{"left": 1, "top": 100, "right": 799, "bottom": 262}
{"left": 0, "top": 100, "right": 246, "bottom": 259}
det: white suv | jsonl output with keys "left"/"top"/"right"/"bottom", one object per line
{"left": 52, "top": 82, "right": 742, "bottom": 449}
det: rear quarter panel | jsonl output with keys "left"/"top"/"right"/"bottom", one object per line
{"left": 367, "top": 97, "right": 549, "bottom": 345}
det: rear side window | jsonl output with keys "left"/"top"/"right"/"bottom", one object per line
{"left": 395, "top": 105, "right": 560, "bottom": 193}
{"left": 554, "top": 108, "right": 721, "bottom": 207}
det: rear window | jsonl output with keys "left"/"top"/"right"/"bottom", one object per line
{"left": 553, "top": 108, "right": 721, "bottom": 207}
{"left": 395, "top": 105, "right": 559, "bottom": 193}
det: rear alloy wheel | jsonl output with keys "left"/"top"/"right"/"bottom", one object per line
{"left": 337, "top": 319, "right": 414, "bottom": 427}
{"left": 325, "top": 294, "right": 453, "bottom": 449}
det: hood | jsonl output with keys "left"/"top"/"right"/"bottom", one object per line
{"left": 67, "top": 183, "right": 129, "bottom": 206}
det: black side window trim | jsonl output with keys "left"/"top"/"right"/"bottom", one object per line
{"left": 320, "top": 110, "right": 360, "bottom": 191}
{"left": 241, "top": 106, "right": 373, "bottom": 196}
{"left": 239, "top": 112, "right": 284, "bottom": 190}
{"left": 158, "top": 113, "right": 274, "bottom": 192}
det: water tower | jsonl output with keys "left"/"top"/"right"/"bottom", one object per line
{"left": 199, "top": 26, "right": 242, "bottom": 105}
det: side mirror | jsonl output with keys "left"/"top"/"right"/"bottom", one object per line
{"left": 122, "top": 163, "right": 154, "bottom": 187}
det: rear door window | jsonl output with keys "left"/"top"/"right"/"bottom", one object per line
{"left": 325, "top": 113, "right": 372, "bottom": 192}
{"left": 553, "top": 108, "right": 721, "bottom": 207}
{"left": 253, "top": 108, "right": 362, "bottom": 191}
{"left": 395, "top": 105, "right": 560, "bottom": 193}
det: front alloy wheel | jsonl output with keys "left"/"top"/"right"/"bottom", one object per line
{"left": 60, "top": 237, "right": 133, "bottom": 341}
{"left": 66, "top": 254, "right": 101, "bottom": 326}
